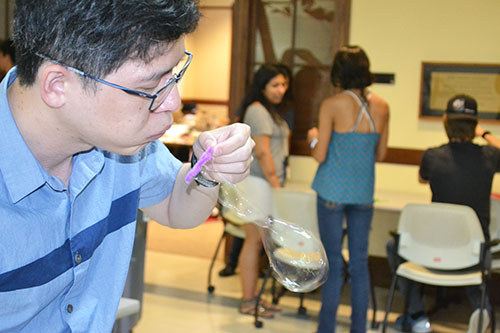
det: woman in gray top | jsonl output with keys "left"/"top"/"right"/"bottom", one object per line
{"left": 238, "top": 64, "right": 291, "bottom": 318}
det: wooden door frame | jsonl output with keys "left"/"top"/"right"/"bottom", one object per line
{"left": 228, "top": 0, "right": 423, "bottom": 164}
{"left": 229, "top": 0, "right": 352, "bottom": 145}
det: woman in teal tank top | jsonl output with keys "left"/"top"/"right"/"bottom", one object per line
{"left": 308, "top": 46, "right": 390, "bottom": 333}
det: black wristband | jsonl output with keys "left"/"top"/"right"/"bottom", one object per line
{"left": 190, "top": 153, "right": 219, "bottom": 188}
{"left": 482, "top": 131, "right": 492, "bottom": 139}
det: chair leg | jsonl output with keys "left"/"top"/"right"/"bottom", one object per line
{"left": 271, "top": 277, "right": 277, "bottom": 303}
{"left": 269, "top": 276, "right": 284, "bottom": 311}
{"left": 382, "top": 274, "right": 398, "bottom": 333}
{"left": 478, "top": 281, "right": 487, "bottom": 333}
{"left": 207, "top": 230, "right": 227, "bottom": 294}
{"left": 298, "top": 293, "right": 307, "bottom": 316}
{"left": 490, "top": 290, "right": 496, "bottom": 333}
{"left": 486, "top": 275, "right": 495, "bottom": 333}
{"left": 272, "top": 284, "right": 286, "bottom": 305}
{"left": 254, "top": 265, "right": 272, "bottom": 328}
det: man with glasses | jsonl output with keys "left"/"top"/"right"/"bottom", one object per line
{"left": 0, "top": 1, "right": 253, "bottom": 332}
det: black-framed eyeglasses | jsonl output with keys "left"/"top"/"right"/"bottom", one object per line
{"left": 35, "top": 51, "right": 193, "bottom": 111}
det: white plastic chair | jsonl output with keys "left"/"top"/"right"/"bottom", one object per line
{"left": 272, "top": 187, "right": 319, "bottom": 238}
{"left": 489, "top": 198, "right": 500, "bottom": 253}
{"left": 271, "top": 187, "right": 318, "bottom": 316}
{"left": 207, "top": 183, "right": 248, "bottom": 294}
{"left": 488, "top": 198, "right": 500, "bottom": 329}
{"left": 207, "top": 176, "right": 273, "bottom": 328}
{"left": 115, "top": 297, "right": 141, "bottom": 320}
{"left": 206, "top": 203, "right": 246, "bottom": 294}
{"left": 382, "top": 202, "right": 493, "bottom": 333}
{"left": 271, "top": 187, "right": 379, "bottom": 327}
{"left": 286, "top": 155, "right": 318, "bottom": 185}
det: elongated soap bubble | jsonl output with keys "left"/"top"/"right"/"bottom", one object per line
{"left": 218, "top": 182, "right": 328, "bottom": 293}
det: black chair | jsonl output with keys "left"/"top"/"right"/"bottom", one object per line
{"left": 207, "top": 214, "right": 245, "bottom": 294}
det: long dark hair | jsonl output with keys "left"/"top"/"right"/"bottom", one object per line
{"left": 330, "top": 45, "right": 373, "bottom": 100}
{"left": 240, "top": 63, "right": 289, "bottom": 124}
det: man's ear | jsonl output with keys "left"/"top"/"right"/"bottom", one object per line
{"left": 39, "top": 64, "right": 72, "bottom": 108}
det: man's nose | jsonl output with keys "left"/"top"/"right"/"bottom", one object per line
{"left": 155, "top": 85, "right": 181, "bottom": 112}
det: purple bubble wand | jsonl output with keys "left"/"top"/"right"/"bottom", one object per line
{"left": 184, "top": 145, "right": 215, "bottom": 184}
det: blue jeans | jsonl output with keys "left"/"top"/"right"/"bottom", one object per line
{"left": 317, "top": 197, "right": 373, "bottom": 333}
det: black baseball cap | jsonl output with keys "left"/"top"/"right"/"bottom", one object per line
{"left": 446, "top": 94, "right": 478, "bottom": 119}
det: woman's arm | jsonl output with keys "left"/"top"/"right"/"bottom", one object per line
{"left": 253, "top": 135, "right": 282, "bottom": 188}
{"left": 308, "top": 99, "right": 334, "bottom": 163}
{"left": 375, "top": 105, "right": 390, "bottom": 161}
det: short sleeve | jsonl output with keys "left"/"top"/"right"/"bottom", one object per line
{"left": 419, "top": 150, "right": 431, "bottom": 181}
{"left": 138, "top": 140, "right": 183, "bottom": 208}
{"left": 490, "top": 146, "right": 500, "bottom": 173}
{"left": 243, "top": 104, "right": 273, "bottom": 137}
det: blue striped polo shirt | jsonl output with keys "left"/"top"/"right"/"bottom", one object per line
{"left": 0, "top": 68, "right": 182, "bottom": 332}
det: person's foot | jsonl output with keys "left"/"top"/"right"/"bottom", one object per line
{"left": 239, "top": 298, "right": 274, "bottom": 319}
{"left": 218, "top": 265, "right": 236, "bottom": 277}
{"left": 210, "top": 206, "right": 219, "bottom": 218}
{"left": 259, "top": 299, "right": 281, "bottom": 312}
{"left": 467, "top": 309, "right": 490, "bottom": 333}
{"left": 395, "top": 314, "right": 432, "bottom": 333}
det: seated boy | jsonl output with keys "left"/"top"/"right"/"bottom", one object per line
{"left": 386, "top": 94, "right": 500, "bottom": 333}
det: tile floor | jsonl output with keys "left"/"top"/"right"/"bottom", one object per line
{"left": 130, "top": 220, "right": 499, "bottom": 333}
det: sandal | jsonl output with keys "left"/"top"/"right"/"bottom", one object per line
{"left": 239, "top": 298, "right": 274, "bottom": 319}
{"left": 259, "top": 299, "right": 281, "bottom": 312}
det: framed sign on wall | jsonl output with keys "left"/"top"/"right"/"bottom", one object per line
{"left": 419, "top": 62, "right": 500, "bottom": 121}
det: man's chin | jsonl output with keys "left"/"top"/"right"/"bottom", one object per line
{"left": 107, "top": 143, "right": 150, "bottom": 156}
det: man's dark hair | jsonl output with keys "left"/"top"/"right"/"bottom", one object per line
{"left": 13, "top": 0, "right": 200, "bottom": 87}
{"left": 444, "top": 117, "right": 478, "bottom": 142}
{"left": 0, "top": 40, "right": 16, "bottom": 63}
{"left": 330, "top": 45, "right": 373, "bottom": 91}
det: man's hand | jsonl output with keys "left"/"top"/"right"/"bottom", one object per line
{"left": 307, "top": 127, "right": 319, "bottom": 142}
{"left": 192, "top": 123, "right": 255, "bottom": 184}
{"left": 476, "top": 124, "right": 486, "bottom": 138}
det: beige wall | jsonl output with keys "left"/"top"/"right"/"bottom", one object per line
{"left": 185, "top": 0, "right": 500, "bottom": 194}
{"left": 0, "top": 2, "right": 7, "bottom": 39}
{"left": 0, "top": 0, "right": 14, "bottom": 40}
{"left": 351, "top": 0, "right": 500, "bottom": 150}
{"left": 184, "top": 0, "right": 500, "bottom": 147}
{"left": 180, "top": 3, "right": 233, "bottom": 126}
{"left": 182, "top": 7, "right": 232, "bottom": 101}
{"left": 349, "top": 0, "right": 500, "bottom": 194}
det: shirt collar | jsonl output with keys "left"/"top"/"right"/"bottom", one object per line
{"left": 0, "top": 68, "right": 49, "bottom": 203}
{"left": 0, "top": 68, "right": 105, "bottom": 203}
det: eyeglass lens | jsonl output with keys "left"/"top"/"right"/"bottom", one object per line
{"left": 149, "top": 53, "right": 190, "bottom": 110}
